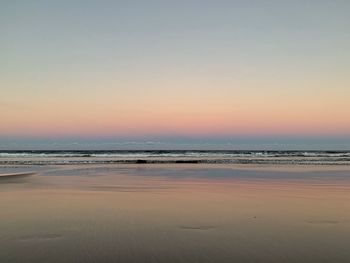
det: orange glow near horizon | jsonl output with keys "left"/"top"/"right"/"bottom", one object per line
{"left": 2, "top": 1, "right": 350, "bottom": 140}
{"left": 1, "top": 90, "right": 349, "bottom": 138}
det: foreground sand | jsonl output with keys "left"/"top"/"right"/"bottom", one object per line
{"left": 1, "top": 164, "right": 350, "bottom": 262}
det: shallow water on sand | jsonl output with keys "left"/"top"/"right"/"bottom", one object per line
{"left": 1, "top": 164, "right": 350, "bottom": 263}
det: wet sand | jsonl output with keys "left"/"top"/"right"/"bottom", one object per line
{"left": 1, "top": 164, "right": 350, "bottom": 262}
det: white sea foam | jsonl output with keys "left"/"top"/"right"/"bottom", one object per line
{"left": 0, "top": 151, "right": 350, "bottom": 165}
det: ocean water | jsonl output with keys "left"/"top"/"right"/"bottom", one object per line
{"left": 1, "top": 150, "right": 350, "bottom": 165}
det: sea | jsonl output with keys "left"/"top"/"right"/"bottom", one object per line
{"left": 1, "top": 150, "right": 350, "bottom": 165}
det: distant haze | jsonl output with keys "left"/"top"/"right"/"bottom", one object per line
{"left": 0, "top": 136, "right": 349, "bottom": 151}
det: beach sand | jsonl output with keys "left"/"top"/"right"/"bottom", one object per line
{"left": 1, "top": 164, "right": 350, "bottom": 262}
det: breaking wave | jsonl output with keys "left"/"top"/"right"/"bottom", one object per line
{"left": 0, "top": 150, "right": 350, "bottom": 165}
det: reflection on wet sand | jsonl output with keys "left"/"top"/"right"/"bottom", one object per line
{"left": 0, "top": 172, "right": 35, "bottom": 179}
{"left": 0, "top": 164, "right": 350, "bottom": 262}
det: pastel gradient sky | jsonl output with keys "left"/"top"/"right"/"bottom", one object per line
{"left": 1, "top": 1, "right": 350, "bottom": 149}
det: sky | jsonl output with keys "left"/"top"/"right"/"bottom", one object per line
{"left": 1, "top": 1, "right": 350, "bottom": 149}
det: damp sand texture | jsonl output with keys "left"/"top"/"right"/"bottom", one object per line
{"left": 1, "top": 164, "right": 350, "bottom": 263}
